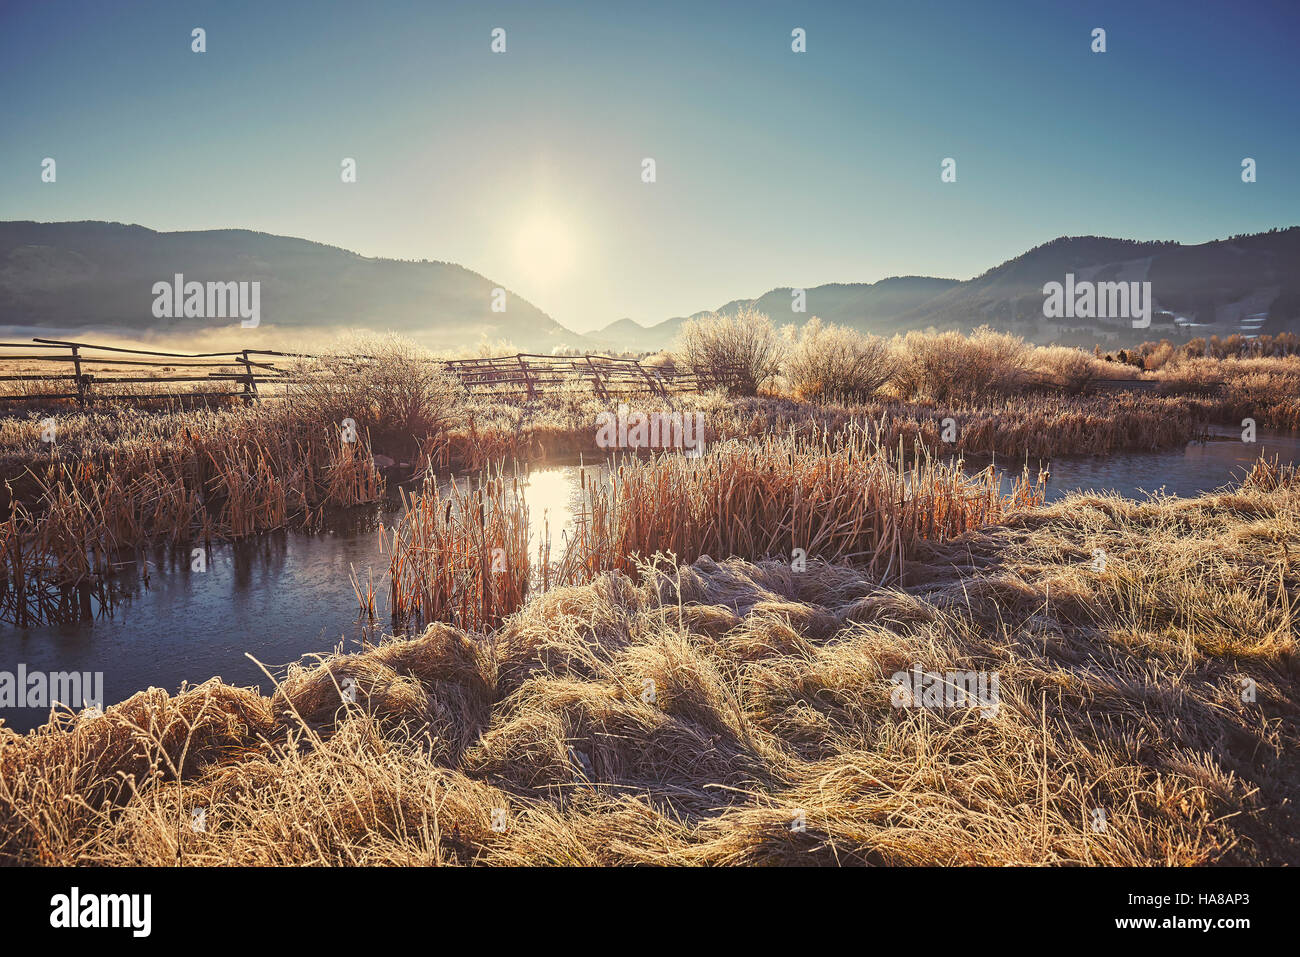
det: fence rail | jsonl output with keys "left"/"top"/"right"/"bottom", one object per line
{"left": 0, "top": 338, "right": 737, "bottom": 408}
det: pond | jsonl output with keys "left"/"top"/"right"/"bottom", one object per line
{"left": 2, "top": 427, "right": 1296, "bottom": 732}
{"left": 987, "top": 425, "right": 1297, "bottom": 501}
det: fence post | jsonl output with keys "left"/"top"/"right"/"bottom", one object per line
{"left": 634, "top": 358, "right": 665, "bottom": 397}
{"left": 71, "top": 346, "right": 87, "bottom": 407}
{"left": 517, "top": 355, "right": 536, "bottom": 399}
{"left": 239, "top": 350, "right": 258, "bottom": 405}
{"left": 584, "top": 355, "right": 609, "bottom": 400}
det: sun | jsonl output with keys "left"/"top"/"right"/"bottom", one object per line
{"left": 513, "top": 212, "right": 578, "bottom": 285}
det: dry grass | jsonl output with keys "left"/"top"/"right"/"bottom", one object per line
{"left": 1155, "top": 355, "right": 1300, "bottom": 432}
{"left": 0, "top": 382, "right": 1239, "bottom": 619}
{"left": 0, "top": 405, "right": 383, "bottom": 622}
{"left": 424, "top": 385, "right": 1223, "bottom": 474}
{"left": 387, "top": 426, "right": 1044, "bottom": 634}
{"left": 1, "top": 335, "right": 1295, "bottom": 620}
{"left": 1, "top": 330, "right": 1294, "bottom": 865}
{"left": 388, "top": 470, "right": 574, "bottom": 634}
{"left": 1, "top": 472, "right": 1295, "bottom": 865}
{"left": 569, "top": 427, "right": 1044, "bottom": 581}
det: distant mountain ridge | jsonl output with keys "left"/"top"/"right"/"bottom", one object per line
{"left": 891, "top": 229, "right": 1300, "bottom": 347}
{"left": 593, "top": 276, "right": 961, "bottom": 351}
{"left": 0, "top": 221, "right": 586, "bottom": 350}
{"left": 595, "top": 228, "right": 1300, "bottom": 351}
{"left": 4, "top": 221, "right": 1297, "bottom": 354}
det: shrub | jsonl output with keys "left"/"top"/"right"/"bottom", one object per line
{"left": 1143, "top": 341, "right": 1176, "bottom": 371}
{"left": 893, "top": 327, "right": 1032, "bottom": 402}
{"left": 674, "top": 306, "right": 785, "bottom": 396}
{"left": 1034, "top": 346, "right": 1113, "bottom": 393}
{"left": 783, "top": 318, "right": 897, "bottom": 401}
{"left": 287, "top": 332, "right": 461, "bottom": 455}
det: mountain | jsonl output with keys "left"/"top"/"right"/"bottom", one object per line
{"left": 599, "top": 229, "right": 1300, "bottom": 351}
{"left": 590, "top": 316, "right": 685, "bottom": 353}
{"left": 8, "top": 222, "right": 1298, "bottom": 355}
{"left": 594, "top": 276, "right": 960, "bottom": 351}
{"left": 591, "top": 317, "right": 654, "bottom": 351}
{"left": 744, "top": 277, "right": 962, "bottom": 332}
{"left": 0, "top": 221, "right": 586, "bottom": 351}
{"left": 892, "top": 229, "right": 1300, "bottom": 347}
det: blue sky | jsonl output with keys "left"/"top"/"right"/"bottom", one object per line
{"left": 2, "top": 0, "right": 1297, "bottom": 331}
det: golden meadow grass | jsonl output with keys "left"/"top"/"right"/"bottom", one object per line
{"left": 1, "top": 469, "right": 1295, "bottom": 865}
{"left": 0, "top": 347, "right": 1289, "bottom": 623}
{"left": 386, "top": 426, "right": 1045, "bottom": 635}
{"left": 0, "top": 385, "right": 1178, "bottom": 602}
{"left": 569, "top": 428, "right": 1046, "bottom": 579}
{"left": 387, "top": 470, "right": 567, "bottom": 634}
{"left": 0, "top": 333, "right": 1297, "bottom": 866}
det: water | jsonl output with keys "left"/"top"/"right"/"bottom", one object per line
{"left": 1023, "top": 426, "right": 1300, "bottom": 502}
{"left": 3, "top": 430, "right": 1297, "bottom": 733}
{"left": 0, "top": 465, "right": 592, "bottom": 732}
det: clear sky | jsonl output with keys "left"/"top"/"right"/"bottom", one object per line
{"left": 2, "top": 0, "right": 1297, "bottom": 332}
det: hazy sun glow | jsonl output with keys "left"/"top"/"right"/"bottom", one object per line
{"left": 513, "top": 211, "right": 579, "bottom": 286}
{"left": 521, "top": 466, "right": 583, "bottom": 559}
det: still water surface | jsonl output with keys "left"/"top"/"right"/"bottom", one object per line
{"left": 2, "top": 428, "right": 1296, "bottom": 732}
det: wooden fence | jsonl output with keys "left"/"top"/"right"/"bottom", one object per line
{"left": 441, "top": 353, "right": 737, "bottom": 399}
{"left": 0, "top": 338, "right": 738, "bottom": 408}
{"left": 0, "top": 338, "right": 295, "bottom": 406}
